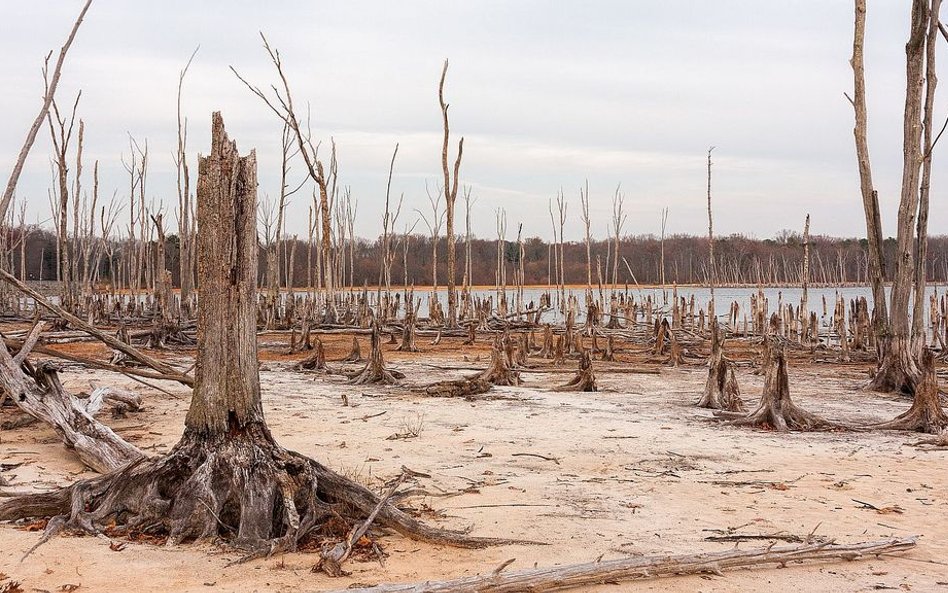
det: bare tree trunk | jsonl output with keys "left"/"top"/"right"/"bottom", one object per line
{"left": 439, "top": 60, "right": 464, "bottom": 328}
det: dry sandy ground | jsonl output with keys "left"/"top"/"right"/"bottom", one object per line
{"left": 1, "top": 338, "right": 947, "bottom": 592}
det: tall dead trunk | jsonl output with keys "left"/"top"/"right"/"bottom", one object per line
{"left": 439, "top": 60, "right": 464, "bottom": 328}
{"left": 868, "top": 0, "right": 929, "bottom": 394}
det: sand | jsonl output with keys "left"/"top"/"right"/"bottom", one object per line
{"left": 1, "top": 337, "right": 946, "bottom": 592}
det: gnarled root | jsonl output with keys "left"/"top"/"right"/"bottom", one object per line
{"left": 715, "top": 339, "right": 839, "bottom": 431}
{"left": 0, "top": 424, "right": 516, "bottom": 559}
{"left": 873, "top": 348, "right": 948, "bottom": 434}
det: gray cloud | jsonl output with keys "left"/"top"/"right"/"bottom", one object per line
{"left": 1, "top": 1, "right": 943, "bottom": 242}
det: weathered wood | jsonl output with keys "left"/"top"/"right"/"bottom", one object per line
{"left": 554, "top": 349, "right": 597, "bottom": 392}
{"left": 697, "top": 319, "right": 744, "bottom": 412}
{"left": 874, "top": 348, "right": 948, "bottom": 433}
{"left": 324, "top": 537, "right": 916, "bottom": 593}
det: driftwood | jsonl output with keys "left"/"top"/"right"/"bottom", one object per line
{"left": 554, "top": 350, "right": 597, "bottom": 392}
{"left": 0, "top": 358, "right": 143, "bottom": 473}
{"left": 326, "top": 537, "right": 916, "bottom": 593}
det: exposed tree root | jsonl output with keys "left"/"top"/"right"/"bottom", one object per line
{"left": 0, "top": 424, "right": 519, "bottom": 559}
{"left": 873, "top": 348, "right": 948, "bottom": 434}
{"left": 697, "top": 320, "right": 744, "bottom": 412}
{"left": 554, "top": 350, "right": 597, "bottom": 392}
{"left": 715, "top": 339, "right": 840, "bottom": 431}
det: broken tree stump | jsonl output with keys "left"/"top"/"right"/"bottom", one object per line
{"left": 350, "top": 323, "right": 402, "bottom": 385}
{"left": 477, "top": 337, "right": 522, "bottom": 386}
{"left": 554, "top": 349, "right": 597, "bottom": 392}
{"left": 697, "top": 319, "right": 744, "bottom": 412}
{"left": 715, "top": 338, "right": 839, "bottom": 431}
{"left": 873, "top": 348, "right": 948, "bottom": 434}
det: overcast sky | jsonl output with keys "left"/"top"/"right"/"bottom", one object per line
{"left": 0, "top": 1, "right": 943, "bottom": 242}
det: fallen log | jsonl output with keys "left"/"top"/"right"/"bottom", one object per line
{"left": 324, "top": 537, "right": 916, "bottom": 593}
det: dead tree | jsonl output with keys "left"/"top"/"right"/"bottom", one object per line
{"left": 555, "top": 349, "right": 597, "bottom": 392}
{"left": 706, "top": 146, "right": 716, "bottom": 316}
{"left": 351, "top": 322, "right": 401, "bottom": 385}
{"left": 860, "top": 0, "right": 939, "bottom": 394}
{"left": 0, "top": 113, "right": 497, "bottom": 559}
{"left": 697, "top": 319, "right": 744, "bottom": 412}
{"left": 439, "top": 59, "right": 464, "bottom": 328}
{"left": 175, "top": 47, "right": 198, "bottom": 304}
{"left": 478, "top": 336, "right": 522, "bottom": 386}
{"left": 873, "top": 348, "right": 948, "bottom": 433}
{"left": 0, "top": 0, "right": 92, "bottom": 219}
{"left": 716, "top": 338, "right": 837, "bottom": 431}
{"left": 398, "top": 300, "right": 419, "bottom": 353}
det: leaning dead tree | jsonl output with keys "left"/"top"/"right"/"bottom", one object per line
{"left": 0, "top": 0, "right": 92, "bottom": 220}
{"left": 0, "top": 113, "right": 501, "bottom": 559}
{"left": 716, "top": 338, "right": 838, "bottom": 431}
{"left": 697, "top": 318, "right": 743, "bottom": 412}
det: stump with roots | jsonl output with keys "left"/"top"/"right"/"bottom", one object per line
{"left": 873, "top": 348, "right": 948, "bottom": 433}
{"left": 296, "top": 338, "right": 326, "bottom": 371}
{"left": 478, "top": 337, "right": 522, "bottom": 386}
{"left": 697, "top": 319, "right": 744, "bottom": 412}
{"left": 715, "top": 338, "right": 838, "bottom": 431}
{"left": 0, "top": 113, "right": 502, "bottom": 562}
{"left": 555, "top": 349, "right": 597, "bottom": 392}
{"left": 552, "top": 335, "right": 566, "bottom": 365}
{"left": 343, "top": 336, "right": 362, "bottom": 362}
{"left": 350, "top": 323, "right": 403, "bottom": 385}
{"left": 462, "top": 321, "right": 476, "bottom": 346}
{"left": 600, "top": 334, "right": 616, "bottom": 362}
{"left": 397, "top": 308, "right": 419, "bottom": 353}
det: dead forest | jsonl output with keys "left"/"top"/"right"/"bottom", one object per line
{"left": 1, "top": 1, "right": 948, "bottom": 592}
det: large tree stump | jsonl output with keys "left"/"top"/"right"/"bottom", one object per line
{"left": 555, "top": 350, "right": 597, "bottom": 392}
{"left": 350, "top": 323, "right": 402, "bottom": 385}
{"left": 343, "top": 336, "right": 363, "bottom": 362}
{"left": 0, "top": 113, "right": 492, "bottom": 559}
{"left": 873, "top": 348, "right": 948, "bottom": 433}
{"left": 697, "top": 319, "right": 744, "bottom": 412}
{"left": 296, "top": 337, "right": 327, "bottom": 371}
{"left": 716, "top": 338, "right": 837, "bottom": 431}
{"left": 478, "top": 336, "right": 522, "bottom": 386}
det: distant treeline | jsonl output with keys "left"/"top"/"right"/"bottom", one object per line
{"left": 10, "top": 226, "right": 948, "bottom": 288}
